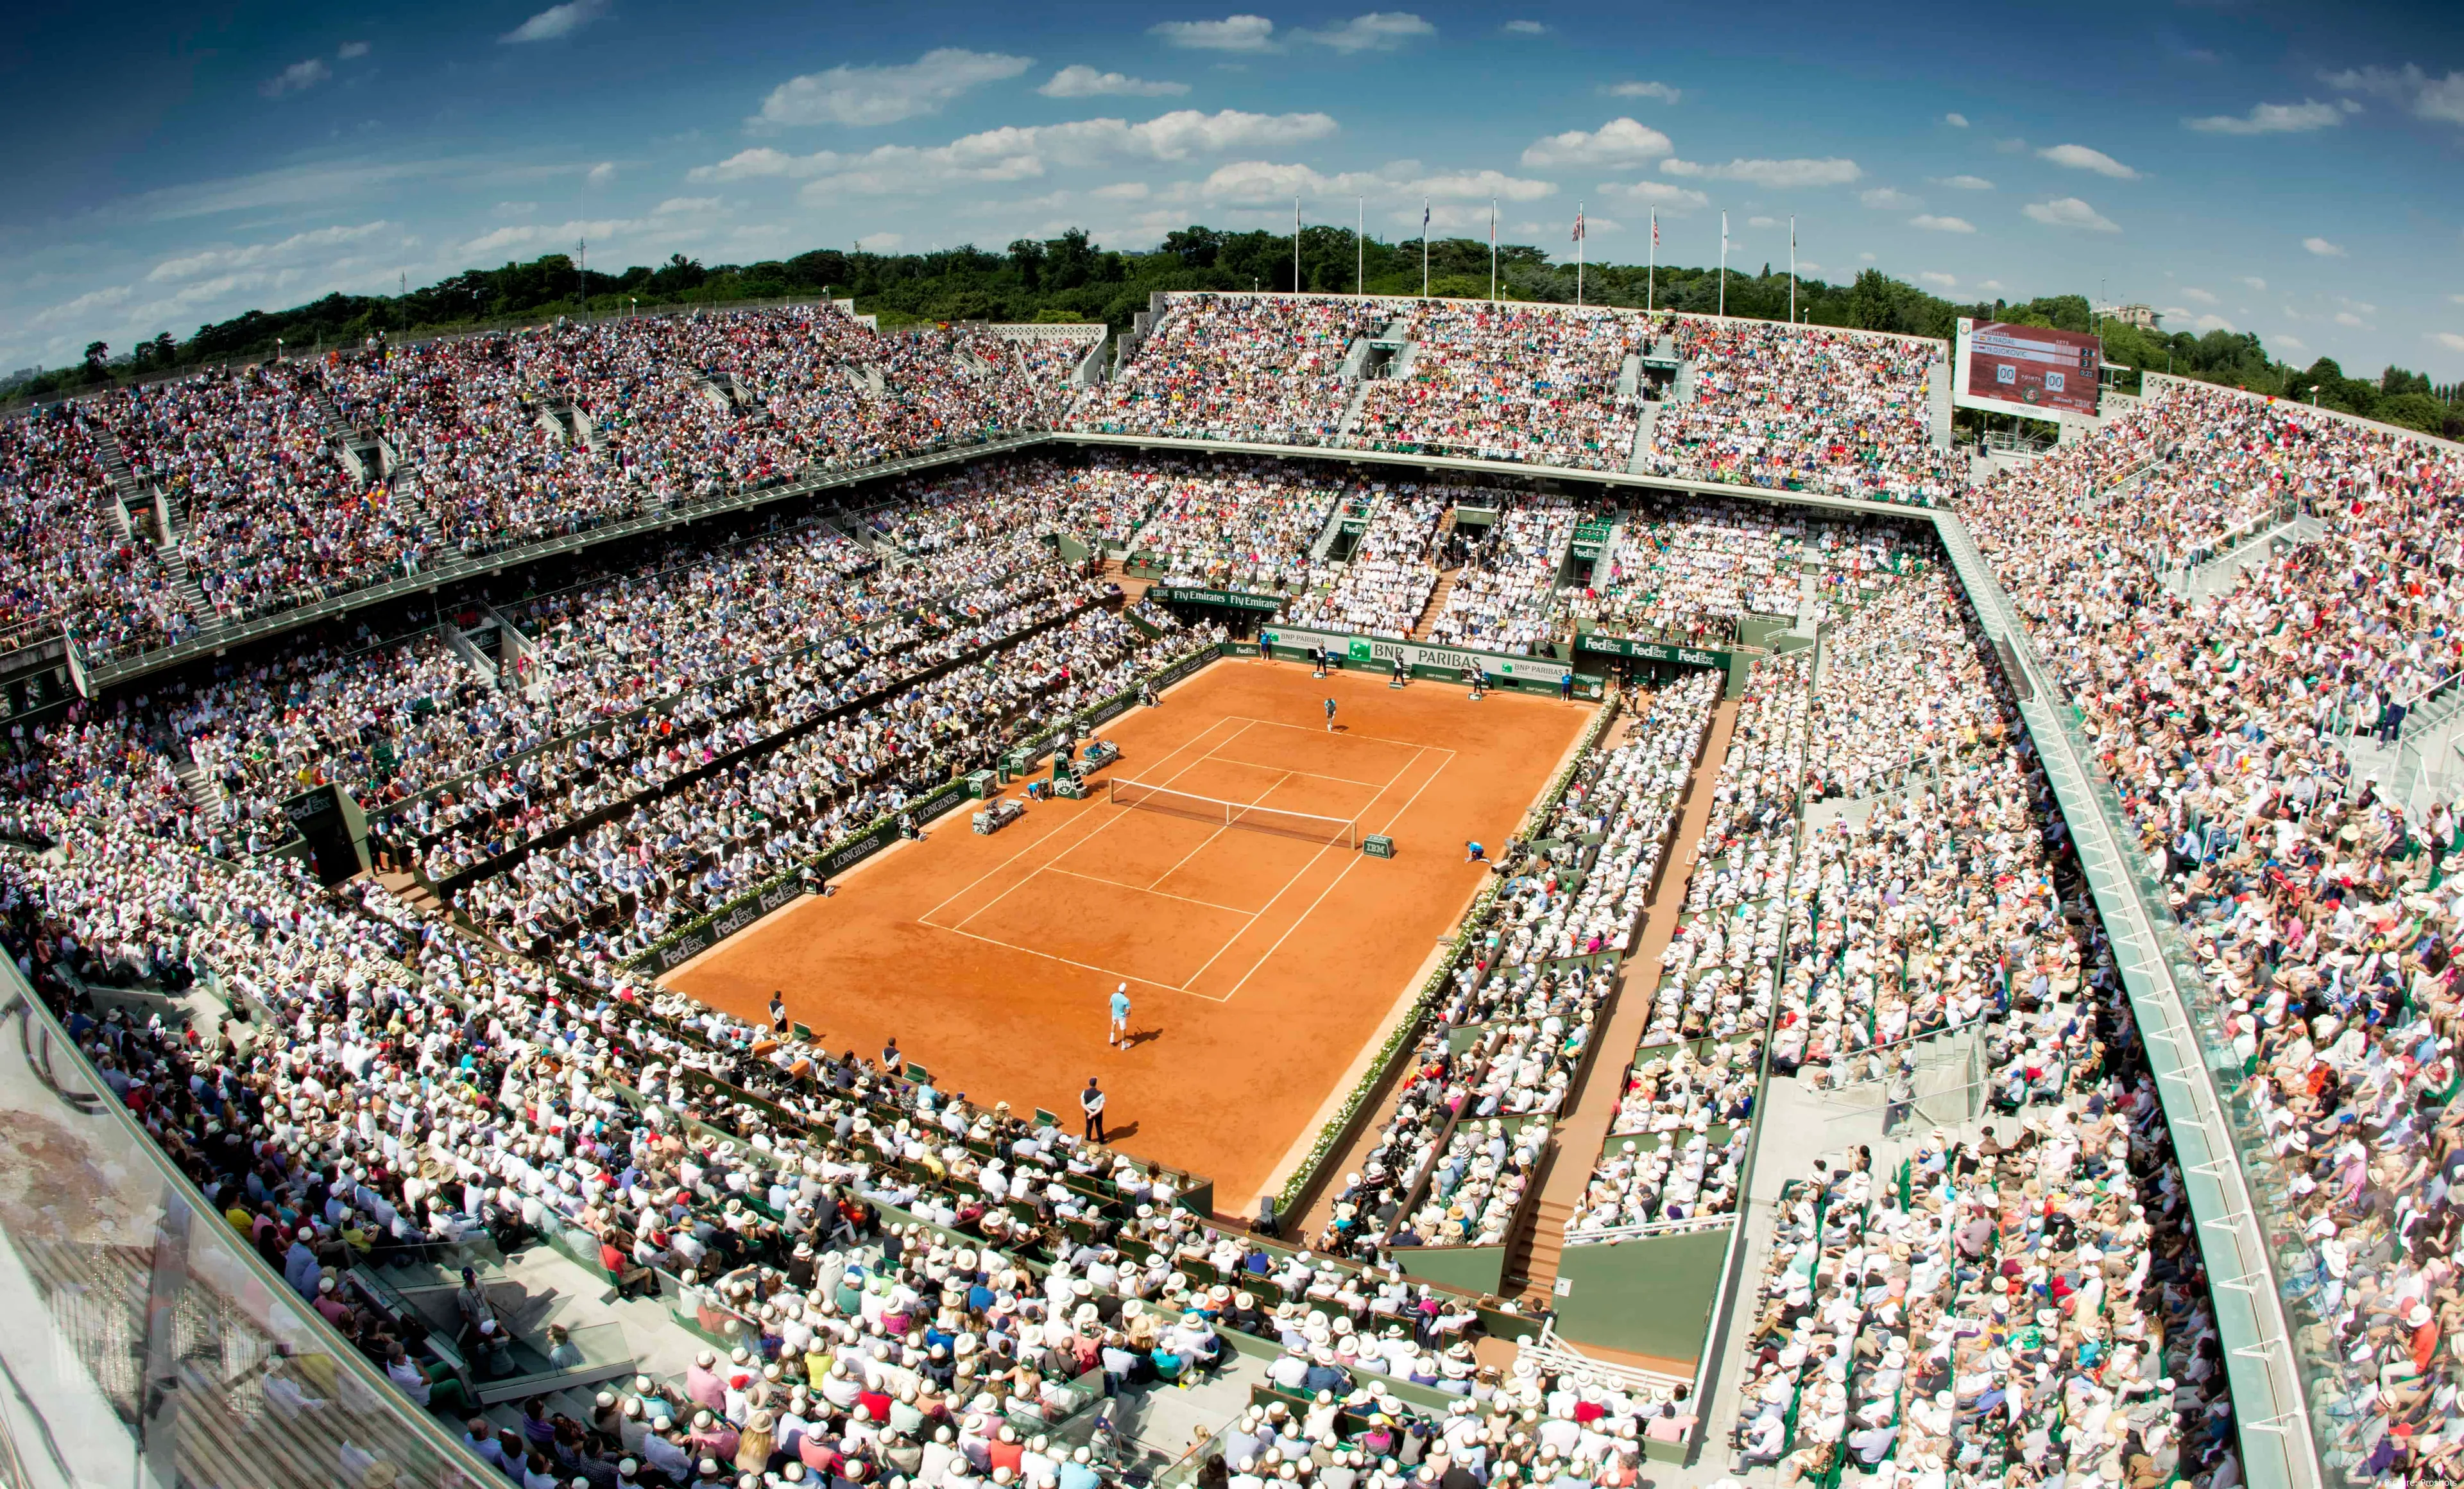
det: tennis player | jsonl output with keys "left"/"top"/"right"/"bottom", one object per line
{"left": 1109, "top": 983, "right": 1131, "bottom": 1048}
{"left": 1323, "top": 696, "right": 1338, "bottom": 732}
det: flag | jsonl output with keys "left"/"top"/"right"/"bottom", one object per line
{"left": 1721, "top": 210, "right": 1729, "bottom": 251}
{"left": 1650, "top": 210, "right": 1659, "bottom": 248}
{"left": 1571, "top": 210, "right": 1586, "bottom": 243}
{"left": 1422, "top": 198, "right": 1431, "bottom": 230}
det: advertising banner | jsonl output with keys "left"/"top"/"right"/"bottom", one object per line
{"left": 1152, "top": 585, "right": 1286, "bottom": 612}
{"left": 1261, "top": 626, "right": 1582, "bottom": 687}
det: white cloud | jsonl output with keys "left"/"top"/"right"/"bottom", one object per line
{"left": 1502, "top": 19, "right": 1548, "bottom": 33}
{"left": 692, "top": 109, "right": 1339, "bottom": 196}
{"left": 1040, "top": 65, "right": 1188, "bottom": 98}
{"left": 1799, "top": 261, "right": 1822, "bottom": 274}
{"left": 2023, "top": 196, "right": 2119, "bottom": 232}
{"left": 1150, "top": 15, "right": 1277, "bottom": 51}
{"left": 1859, "top": 252, "right": 1875, "bottom": 261}
{"left": 1977, "top": 279, "right": 2005, "bottom": 292}
{"left": 756, "top": 49, "right": 1032, "bottom": 128}
{"left": 2303, "top": 236, "right": 2346, "bottom": 256}
{"left": 1195, "top": 159, "right": 1553, "bottom": 206}
{"left": 2193, "top": 313, "right": 2235, "bottom": 332}
{"left": 1520, "top": 119, "right": 1673, "bottom": 168}
{"left": 1944, "top": 112, "right": 1969, "bottom": 128}
{"left": 2037, "top": 143, "right": 2139, "bottom": 178}
{"left": 2241, "top": 275, "right": 2268, "bottom": 290}
{"left": 1919, "top": 271, "right": 1958, "bottom": 288}
{"left": 653, "top": 197, "right": 719, "bottom": 216}
{"left": 2431, "top": 331, "right": 2464, "bottom": 352}
{"left": 1748, "top": 215, "right": 1777, "bottom": 228}
{"left": 1595, "top": 180, "right": 1709, "bottom": 214}
{"left": 1935, "top": 174, "right": 1994, "bottom": 190}
{"left": 1604, "top": 80, "right": 1681, "bottom": 103}
{"left": 1091, "top": 182, "right": 1151, "bottom": 200}
{"left": 1860, "top": 187, "right": 1921, "bottom": 209}
{"left": 2182, "top": 286, "right": 2218, "bottom": 304}
{"left": 260, "top": 58, "right": 331, "bottom": 98}
{"left": 856, "top": 232, "right": 904, "bottom": 252}
{"left": 501, "top": 0, "right": 608, "bottom": 44}
{"left": 1911, "top": 214, "right": 1974, "bottom": 233}
{"left": 146, "top": 221, "right": 395, "bottom": 282}
{"left": 2322, "top": 65, "right": 2464, "bottom": 126}
{"left": 2277, "top": 334, "right": 2309, "bottom": 352}
{"left": 2186, "top": 99, "right": 2345, "bottom": 134}
{"left": 1663, "top": 156, "right": 1861, "bottom": 187}
{"left": 585, "top": 161, "right": 617, "bottom": 186}
{"left": 2334, "top": 311, "right": 2368, "bottom": 327}
{"left": 459, "top": 216, "right": 647, "bottom": 257}
{"left": 1294, "top": 13, "right": 1434, "bottom": 51}
{"left": 336, "top": 40, "right": 370, "bottom": 60}
{"left": 494, "top": 200, "right": 536, "bottom": 216}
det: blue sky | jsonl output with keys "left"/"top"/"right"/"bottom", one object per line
{"left": 4, "top": 0, "right": 2460, "bottom": 379}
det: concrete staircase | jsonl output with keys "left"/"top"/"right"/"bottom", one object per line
{"left": 170, "top": 752, "right": 221, "bottom": 820}
{"left": 1925, "top": 361, "right": 1953, "bottom": 449}
{"left": 1501, "top": 1192, "right": 1575, "bottom": 1302}
{"left": 1336, "top": 379, "right": 1372, "bottom": 438}
{"left": 1408, "top": 566, "right": 1462, "bottom": 641}
{"left": 1626, "top": 404, "right": 1663, "bottom": 476}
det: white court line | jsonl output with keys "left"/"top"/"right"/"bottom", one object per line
{"left": 1039, "top": 865, "right": 1263, "bottom": 918}
{"left": 1229, "top": 714, "right": 1463, "bottom": 757}
{"left": 1174, "top": 745, "right": 1430, "bottom": 994}
{"left": 1197, "top": 755, "right": 1390, "bottom": 790}
{"left": 1138, "top": 766, "right": 1301, "bottom": 891}
{"left": 1213, "top": 748, "right": 1458, "bottom": 1002}
{"left": 920, "top": 715, "right": 1251, "bottom": 929}
{"left": 923, "top": 922, "right": 1231, "bottom": 1003}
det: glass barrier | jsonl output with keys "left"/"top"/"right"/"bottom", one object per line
{"left": 0, "top": 965, "right": 501, "bottom": 1489}
{"left": 1935, "top": 513, "right": 2327, "bottom": 1487}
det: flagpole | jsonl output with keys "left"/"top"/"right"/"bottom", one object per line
{"left": 1718, "top": 210, "right": 1729, "bottom": 318}
{"left": 1576, "top": 200, "right": 1584, "bottom": 309}
{"left": 1294, "top": 196, "right": 1301, "bottom": 293}
{"left": 1489, "top": 199, "right": 1496, "bottom": 303}
{"left": 1421, "top": 197, "right": 1429, "bottom": 297}
{"left": 1356, "top": 197, "right": 1363, "bottom": 297}
{"left": 1648, "top": 209, "right": 1656, "bottom": 313}
{"left": 1789, "top": 216, "right": 1797, "bottom": 323}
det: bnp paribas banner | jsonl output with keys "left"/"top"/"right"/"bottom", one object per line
{"left": 1261, "top": 626, "right": 1580, "bottom": 685}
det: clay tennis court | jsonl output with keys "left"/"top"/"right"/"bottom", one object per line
{"left": 665, "top": 656, "right": 1592, "bottom": 1208}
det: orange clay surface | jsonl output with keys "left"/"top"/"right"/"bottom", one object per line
{"left": 666, "top": 657, "right": 1591, "bottom": 1207}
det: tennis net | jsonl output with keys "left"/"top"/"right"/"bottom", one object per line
{"left": 1107, "top": 778, "right": 1360, "bottom": 848}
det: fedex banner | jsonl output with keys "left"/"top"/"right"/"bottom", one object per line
{"left": 1954, "top": 319, "right": 2101, "bottom": 419}
{"left": 1263, "top": 627, "right": 1581, "bottom": 687}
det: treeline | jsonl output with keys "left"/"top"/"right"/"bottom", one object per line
{"left": 12, "top": 222, "right": 2458, "bottom": 439}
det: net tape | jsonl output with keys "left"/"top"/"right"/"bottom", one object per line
{"left": 1107, "top": 779, "right": 1359, "bottom": 847}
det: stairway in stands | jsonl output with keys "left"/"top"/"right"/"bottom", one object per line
{"left": 1407, "top": 565, "right": 1461, "bottom": 641}
{"left": 170, "top": 752, "right": 220, "bottom": 820}
{"left": 1500, "top": 1192, "right": 1574, "bottom": 1305}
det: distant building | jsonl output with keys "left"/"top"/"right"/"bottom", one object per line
{"left": 2096, "top": 304, "right": 2162, "bottom": 331}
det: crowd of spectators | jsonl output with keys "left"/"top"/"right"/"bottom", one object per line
{"left": 1960, "top": 375, "right": 2464, "bottom": 1480}
{"left": 1281, "top": 485, "right": 1447, "bottom": 639}
{"left": 1640, "top": 321, "right": 1960, "bottom": 507}
{"left": 1567, "top": 498, "right": 1815, "bottom": 648}
{"left": 1349, "top": 305, "right": 1654, "bottom": 471}
{"left": 108, "top": 362, "right": 431, "bottom": 621}
{"left": 1070, "top": 294, "right": 1392, "bottom": 447}
{"left": 1127, "top": 460, "right": 1348, "bottom": 596}
{"left": 1424, "top": 498, "right": 1578, "bottom": 655}
{"left": 0, "top": 402, "right": 188, "bottom": 655}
